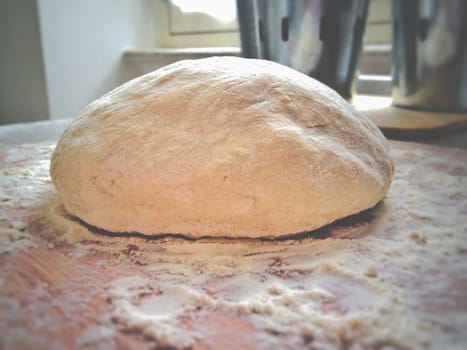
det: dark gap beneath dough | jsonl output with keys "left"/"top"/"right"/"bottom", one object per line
{"left": 62, "top": 202, "right": 380, "bottom": 243}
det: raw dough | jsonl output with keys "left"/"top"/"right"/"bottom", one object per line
{"left": 50, "top": 56, "right": 393, "bottom": 238}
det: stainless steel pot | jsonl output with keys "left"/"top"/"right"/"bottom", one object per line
{"left": 237, "top": 0, "right": 369, "bottom": 99}
{"left": 392, "top": 0, "right": 467, "bottom": 112}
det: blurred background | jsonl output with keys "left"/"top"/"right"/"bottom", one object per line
{"left": 0, "top": 0, "right": 392, "bottom": 125}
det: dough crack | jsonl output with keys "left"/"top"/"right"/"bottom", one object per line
{"left": 305, "top": 123, "right": 330, "bottom": 129}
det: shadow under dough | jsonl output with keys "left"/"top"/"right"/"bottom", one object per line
{"left": 58, "top": 201, "right": 386, "bottom": 243}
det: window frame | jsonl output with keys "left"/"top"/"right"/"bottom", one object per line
{"left": 157, "top": 0, "right": 240, "bottom": 48}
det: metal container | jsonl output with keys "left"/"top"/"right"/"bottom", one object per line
{"left": 392, "top": 0, "right": 467, "bottom": 112}
{"left": 237, "top": 0, "right": 369, "bottom": 99}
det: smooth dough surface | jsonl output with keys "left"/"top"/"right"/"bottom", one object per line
{"left": 51, "top": 56, "right": 394, "bottom": 238}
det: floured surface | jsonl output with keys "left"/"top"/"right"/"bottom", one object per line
{"left": 1, "top": 141, "right": 466, "bottom": 349}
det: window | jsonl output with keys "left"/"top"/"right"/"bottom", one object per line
{"left": 157, "top": 0, "right": 240, "bottom": 48}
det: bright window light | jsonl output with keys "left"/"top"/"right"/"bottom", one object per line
{"left": 171, "top": 0, "right": 237, "bottom": 23}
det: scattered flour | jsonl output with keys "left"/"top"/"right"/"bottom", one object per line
{"left": 0, "top": 228, "right": 36, "bottom": 254}
{"left": 74, "top": 326, "right": 115, "bottom": 349}
{"left": 109, "top": 276, "right": 196, "bottom": 348}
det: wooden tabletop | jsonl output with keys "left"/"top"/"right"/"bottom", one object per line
{"left": 1, "top": 140, "right": 466, "bottom": 349}
{"left": 363, "top": 105, "right": 467, "bottom": 141}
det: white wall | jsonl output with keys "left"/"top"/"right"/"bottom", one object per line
{"left": 0, "top": 0, "right": 49, "bottom": 125}
{"left": 37, "top": 0, "right": 158, "bottom": 119}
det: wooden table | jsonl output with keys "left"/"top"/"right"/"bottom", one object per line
{"left": 1, "top": 140, "right": 466, "bottom": 349}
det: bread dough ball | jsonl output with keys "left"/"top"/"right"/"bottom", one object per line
{"left": 51, "top": 57, "right": 394, "bottom": 238}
